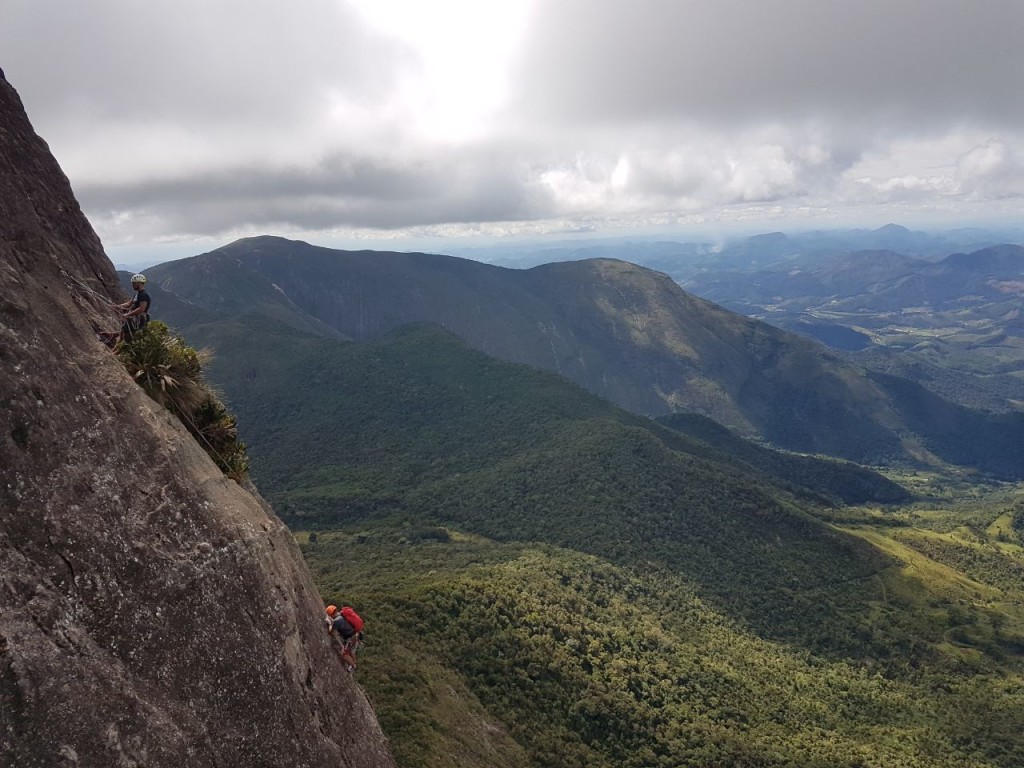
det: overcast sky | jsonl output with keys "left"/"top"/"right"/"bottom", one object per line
{"left": 4, "top": 0, "right": 1024, "bottom": 261}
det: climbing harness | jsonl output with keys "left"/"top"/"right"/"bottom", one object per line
{"left": 61, "top": 268, "right": 151, "bottom": 348}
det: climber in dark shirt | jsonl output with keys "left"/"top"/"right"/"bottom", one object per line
{"left": 101, "top": 273, "right": 151, "bottom": 347}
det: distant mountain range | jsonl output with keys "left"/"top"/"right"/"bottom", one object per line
{"left": 143, "top": 236, "right": 1024, "bottom": 478}
{"left": 675, "top": 243, "right": 1024, "bottom": 412}
{"left": 450, "top": 223, "right": 1022, "bottom": 270}
{"left": 687, "top": 243, "right": 1024, "bottom": 314}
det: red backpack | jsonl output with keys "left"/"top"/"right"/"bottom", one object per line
{"left": 340, "top": 606, "right": 364, "bottom": 633}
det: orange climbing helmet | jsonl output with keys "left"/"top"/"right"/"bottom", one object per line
{"left": 325, "top": 604, "right": 339, "bottom": 616}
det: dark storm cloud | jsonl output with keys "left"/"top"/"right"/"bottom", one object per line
{"left": 78, "top": 145, "right": 551, "bottom": 236}
{"left": 510, "top": 0, "right": 1024, "bottom": 129}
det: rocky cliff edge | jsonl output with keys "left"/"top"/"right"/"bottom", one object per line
{"left": 0, "top": 78, "right": 396, "bottom": 768}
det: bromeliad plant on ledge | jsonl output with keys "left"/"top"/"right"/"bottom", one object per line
{"left": 116, "top": 320, "right": 250, "bottom": 482}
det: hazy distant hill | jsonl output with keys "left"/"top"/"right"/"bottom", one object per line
{"left": 144, "top": 236, "right": 1024, "bottom": 477}
{"left": 849, "top": 345, "right": 1024, "bottom": 413}
{"left": 450, "top": 223, "right": 1017, "bottom": 272}
{"left": 683, "top": 244, "right": 1024, "bottom": 314}
{"left": 689, "top": 249, "right": 928, "bottom": 310}
{"left": 675, "top": 242, "right": 1024, "bottom": 411}
{"left": 821, "top": 244, "right": 1024, "bottom": 313}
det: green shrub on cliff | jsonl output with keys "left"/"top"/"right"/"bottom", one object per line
{"left": 117, "top": 320, "right": 208, "bottom": 413}
{"left": 190, "top": 394, "right": 250, "bottom": 481}
{"left": 117, "top": 320, "right": 249, "bottom": 481}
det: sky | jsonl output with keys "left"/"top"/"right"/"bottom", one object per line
{"left": 4, "top": 0, "right": 1024, "bottom": 264}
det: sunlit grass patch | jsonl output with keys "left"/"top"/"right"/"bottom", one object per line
{"left": 841, "top": 527, "right": 1000, "bottom": 604}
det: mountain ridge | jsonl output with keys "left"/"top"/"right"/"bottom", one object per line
{"left": 148, "top": 235, "right": 1024, "bottom": 477}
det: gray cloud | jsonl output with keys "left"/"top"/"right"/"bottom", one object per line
{"left": 6, "top": 0, "right": 411, "bottom": 128}
{"left": 510, "top": 0, "right": 1024, "bottom": 129}
{"left": 78, "top": 143, "right": 552, "bottom": 237}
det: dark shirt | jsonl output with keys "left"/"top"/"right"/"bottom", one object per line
{"left": 131, "top": 290, "right": 151, "bottom": 316}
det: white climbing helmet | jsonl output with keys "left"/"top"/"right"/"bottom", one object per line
{"left": 131, "top": 273, "right": 147, "bottom": 284}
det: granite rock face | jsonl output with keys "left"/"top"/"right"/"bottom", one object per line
{"left": 0, "top": 79, "right": 395, "bottom": 768}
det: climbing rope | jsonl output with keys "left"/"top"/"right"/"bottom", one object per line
{"left": 174, "top": 403, "right": 241, "bottom": 481}
{"left": 60, "top": 268, "right": 123, "bottom": 316}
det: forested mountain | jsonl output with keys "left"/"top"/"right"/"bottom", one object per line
{"left": 448, "top": 229, "right": 1024, "bottom": 404}
{"left": 154, "top": 305, "right": 1024, "bottom": 767}
{"left": 131, "top": 247, "right": 1024, "bottom": 767}
{"left": 131, "top": 275, "right": 913, "bottom": 633}
{"left": 145, "top": 237, "right": 1024, "bottom": 477}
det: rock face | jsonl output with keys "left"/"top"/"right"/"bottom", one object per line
{"left": 0, "top": 81, "right": 396, "bottom": 767}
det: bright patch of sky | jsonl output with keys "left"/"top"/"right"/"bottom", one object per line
{"left": 349, "top": 0, "right": 533, "bottom": 142}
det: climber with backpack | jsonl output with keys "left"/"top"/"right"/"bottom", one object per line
{"left": 325, "top": 604, "right": 364, "bottom": 672}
